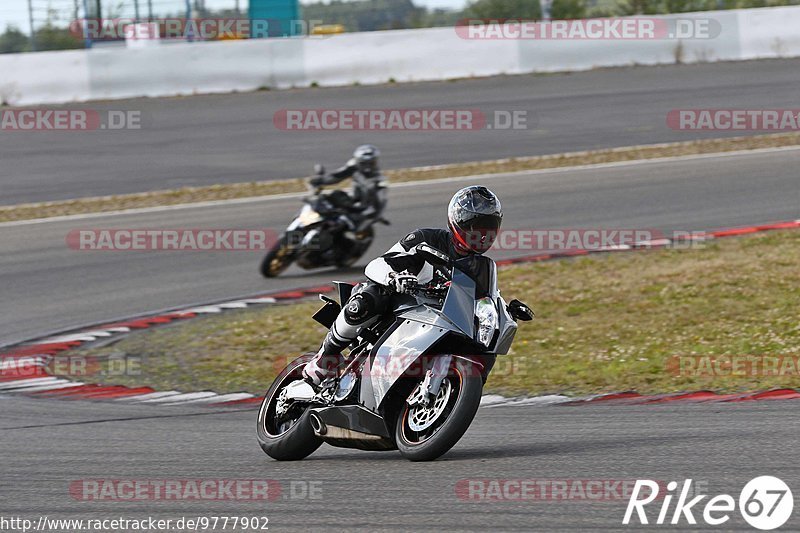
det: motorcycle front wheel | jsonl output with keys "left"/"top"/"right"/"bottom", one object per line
{"left": 260, "top": 234, "right": 293, "bottom": 278}
{"left": 394, "top": 357, "right": 483, "bottom": 462}
{"left": 257, "top": 353, "right": 322, "bottom": 461}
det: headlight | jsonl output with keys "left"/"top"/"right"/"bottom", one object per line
{"left": 475, "top": 297, "right": 498, "bottom": 347}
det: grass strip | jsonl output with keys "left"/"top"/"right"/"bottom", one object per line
{"left": 4, "top": 132, "right": 800, "bottom": 223}
{"left": 67, "top": 229, "right": 800, "bottom": 397}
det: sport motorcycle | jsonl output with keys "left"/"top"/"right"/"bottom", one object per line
{"left": 257, "top": 244, "right": 533, "bottom": 461}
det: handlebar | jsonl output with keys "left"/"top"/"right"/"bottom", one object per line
{"left": 409, "top": 282, "right": 450, "bottom": 298}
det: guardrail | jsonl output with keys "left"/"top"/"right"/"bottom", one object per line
{"left": 1, "top": 6, "right": 799, "bottom": 106}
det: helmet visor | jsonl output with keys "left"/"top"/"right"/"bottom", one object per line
{"left": 452, "top": 214, "right": 500, "bottom": 253}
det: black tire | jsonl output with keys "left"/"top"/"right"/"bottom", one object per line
{"left": 260, "top": 234, "right": 293, "bottom": 278}
{"left": 256, "top": 353, "right": 322, "bottom": 461}
{"left": 395, "top": 357, "right": 483, "bottom": 462}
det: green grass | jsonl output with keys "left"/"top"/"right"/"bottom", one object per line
{"left": 68, "top": 229, "right": 800, "bottom": 396}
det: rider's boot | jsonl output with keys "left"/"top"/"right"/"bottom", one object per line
{"left": 302, "top": 330, "right": 351, "bottom": 389}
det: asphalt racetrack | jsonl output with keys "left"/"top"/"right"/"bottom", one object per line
{"left": 2, "top": 148, "right": 799, "bottom": 347}
{"left": 1, "top": 62, "right": 799, "bottom": 532}
{"left": 1, "top": 59, "right": 799, "bottom": 204}
{"left": 1, "top": 395, "right": 798, "bottom": 530}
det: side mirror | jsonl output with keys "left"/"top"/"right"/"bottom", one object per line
{"left": 314, "top": 164, "right": 325, "bottom": 176}
{"left": 414, "top": 243, "right": 450, "bottom": 266}
{"left": 507, "top": 299, "right": 534, "bottom": 321}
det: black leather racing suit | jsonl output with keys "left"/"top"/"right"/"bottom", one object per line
{"left": 303, "top": 228, "right": 493, "bottom": 384}
{"left": 311, "top": 160, "right": 388, "bottom": 231}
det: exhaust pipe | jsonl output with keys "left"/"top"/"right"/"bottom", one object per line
{"left": 309, "top": 412, "right": 327, "bottom": 436}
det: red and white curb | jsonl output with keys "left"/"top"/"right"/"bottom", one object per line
{"left": 480, "top": 388, "right": 800, "bottom": 408}
{"left": 0, "top": 286, "right": 334, "bottom": 407}
{"left": 1, "top": 220, "right": 799, "bottom": 407}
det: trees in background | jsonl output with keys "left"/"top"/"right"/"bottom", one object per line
{"left": 463, "top": 0, "right": 542, "bottom": 19}
{"left": 302, "top": 0, "right": 426, "bottom": 32}
{"left": 550, "top": 0, "right": 587, "bottom": 19}
{"left": 1, "top": 22, "right": 83, "bottom": 53}
{"left": 0, "top": 26, "right": 28, "bottom": 53}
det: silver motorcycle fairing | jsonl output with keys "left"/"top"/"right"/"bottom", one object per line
{"left": 440, "top": 268, "right": 476, "bottom": 338}
{"left": 359, "top": 268, "right": 479, "bottom": 410}
{"left": 359, "top": 317, "right": 453, "bottom": 411}
{"left": 486, "top": 260, "right": 519, "bottom": 355}
{"left": 286, "top": 204, "right": 323, "bottom": 232}
{"left": 494, "top": 299, "right": 518, "bottom": 354}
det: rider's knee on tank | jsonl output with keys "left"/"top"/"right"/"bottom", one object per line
{"left": 343, "top": 282, "right": 391, "bottom": 325}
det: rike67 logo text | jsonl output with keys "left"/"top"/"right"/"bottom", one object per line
{"left": 623, "top": 477, "right": 793, "bottom": 530}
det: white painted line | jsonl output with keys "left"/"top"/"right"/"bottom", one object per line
{"left": 0, "top": 190, "right": 312, "bottom": 227}
{"left": 178, "top": 306, "right": 222, "bottom": 314}
{"left": 104, "top": 327, "right": 132, "bottom": 333}
{"left": 113, "top": 391, "right": 181, "bottom": 402}
{"left": 13, "top": 382, "right": 86, "bottom": 393}
{"left": 142, "top": 391, "right": 219, "bottom": 403}
{"left": 75, "top": 330, "right": 114, "bottom": 338}
{"left": 487, "top": 395, "right": 572, "bottom": 408}
{"left": 34, "top": 334, "right": 99, "bottom": 343}
{"left": 480, "top": 394, "right": 511, "bottom": 406}
{"left": 204, "top": 393, "right": 256, "bottom": 404}
{"left": 240, "top": 297, "right": 277, "bottom": 304}
{"left": 0, "top": 377, "right": 61, "bottom": 390}
{"left": 217, "top": 302, "right": 249, "bottom": 309}
{"left": 596, "top": 244, "right": 632, "bottom": 251}
{"left": 161, "top": 392, "right": 254, "bottom": 405}
{"left": 634, "top": 239, "right": 672, "bottom": 247}
{"left": 4, "top": 144, "right": 800, "bottom": 227}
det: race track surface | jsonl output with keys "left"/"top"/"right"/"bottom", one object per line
{"left": 1, "top": 395, "right": 798, "bottom": 531}
{"left": 2, "top": 63, "right": 800, "bottom": 531}
{"left": 1, "top": 59, "right": 799, "bottom": 204}
{"left": 1, "top": 148, "right": 798, "bottom": 347}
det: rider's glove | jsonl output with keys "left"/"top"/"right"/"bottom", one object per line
{"left": 388, "top": 271, "right": 418, "bottom": 294}
{"left": 309, "top": 176, "right": 324, "bottom": 187}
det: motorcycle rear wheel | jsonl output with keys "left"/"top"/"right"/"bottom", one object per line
{"left": 257, "top": 353, "right": 322, "bottom": 461}
{"left": 394, "top": 357, "right": 483, "bottom": 461}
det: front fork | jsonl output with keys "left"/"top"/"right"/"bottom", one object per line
{"left": 406, "top": 355, "right": 452, "bottom": 408}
